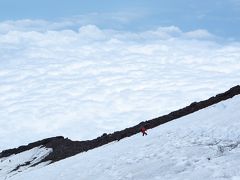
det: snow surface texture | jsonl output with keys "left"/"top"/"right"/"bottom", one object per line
{"left": 8, "top": 95, "right": 240, "bottom": 180}
{"left": 0, "top": 23, "right": 240, "bottom": 150}
{"left": 0, "top": 146, "right": 52, "bottom": 179}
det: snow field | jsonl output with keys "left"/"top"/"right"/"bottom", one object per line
{"left": 8, "top": 95, "right": 240, "bottom": 180}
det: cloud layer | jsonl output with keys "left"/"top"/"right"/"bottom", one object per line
{"left": 0, "top": 21, "right": 240, "bottom": 149}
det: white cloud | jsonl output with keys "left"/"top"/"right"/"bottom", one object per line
{"left": 184, "top": 29, "right": 215, "bottom": 39}
{"left": 78, "top": 25, "right": 107, "bottom": 40}
{"left": 0, "top": 11, "right": 146, "bottom": 34}
{"left": 140, "top": 26, "right": 182, "bottom": 40}
{"left": 0, "top": 20, "right": 239, "bottom": 149}
{"left": 0, "top": 19, "right": 72, "bottom": 33}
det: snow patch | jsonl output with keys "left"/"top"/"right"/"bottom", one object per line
{"left": 0, "top": 146, "right": 52, "bottom": 179}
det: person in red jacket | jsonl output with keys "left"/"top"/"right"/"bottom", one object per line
{"left": 140, "top": 126, "right": 148, "bottom": 136}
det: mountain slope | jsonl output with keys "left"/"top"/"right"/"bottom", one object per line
{"left": 0, "top": 86, "right": 240, "bottom": 179}
{"left": 9, "top": 92, "right": 240, "bottom": 180}
{"left": 1, "top": 85, "right": 239, "bottom": 164}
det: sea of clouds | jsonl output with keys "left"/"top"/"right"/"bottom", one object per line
{"left": 0, "top": 20, "right": 240, "bottom": 150}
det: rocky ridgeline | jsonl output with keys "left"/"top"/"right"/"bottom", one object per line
{"left": 1, "top": 85, "right": 240, "bottom": 165}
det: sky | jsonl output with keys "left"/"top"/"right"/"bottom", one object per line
{"left": 0, "top": 0, "right": 239, "bottom": 40}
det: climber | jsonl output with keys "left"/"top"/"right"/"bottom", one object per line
{"left": 140, "top": 126, "right": 148, "bottom": 136}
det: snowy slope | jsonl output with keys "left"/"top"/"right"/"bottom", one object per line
{"left": 0, "top": 146, "right": 52, "bottom": 179}
{"left": 8, "top": 95, "right": 240, "bottom": 180}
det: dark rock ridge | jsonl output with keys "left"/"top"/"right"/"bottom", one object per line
{"left": 1, "top": 85, "right": 240, "bottom": 164}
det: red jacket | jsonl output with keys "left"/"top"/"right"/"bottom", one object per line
{"left": 141, "top": 127, "right": 146, "bottom": 133}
